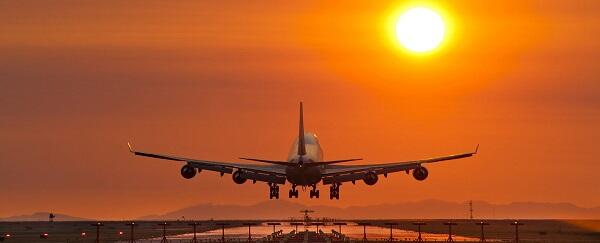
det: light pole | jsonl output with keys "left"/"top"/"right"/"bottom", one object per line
{"left": 189, "top": 222, "right": 201, "bottom": 243}
{"left": 476, "top": 221, "right": 489, "bottom": 242}
{"left": 312, "top": 222, "right": 324, "bottom": 234}
{"left": 443, "top": 222, "right": 457, "bottom": 242}
{"left": 267, "top": 222, "right": 281, "bottom": 235}
{"left": 158, "top": 222, "right": 169, "bottom": 243}
{"left": 511, "top": 221, "right": 524, "bottom": 243}
{"left": 125, "top": 222, "right": 138, "bottom": 243}
{"left": 91, "top": 222, "right": 103, "bottom": 243}
{"left": 290, "top": 222, "right": 303, "bottom": 233}
{"left": 267, "top": 222, "right": 281, "bottom": 242}
{"left": 357, "top": 222, "right": 371, "bottom": 242}
{"left": 333, "top": 222, "right": 347, "bottom": 235}
{"left": 384, "top": 223, "right": 398, "bottom": 241}
{"left": 216, "top": 223, "right": 229, "bottom": 243}
{"left": 243, "top": 223, "right": 257, "bottom": 242}
{"left": 412, "top": 222, "right": 426, "bottom": 242}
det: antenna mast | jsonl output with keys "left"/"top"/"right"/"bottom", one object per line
{"left": 469, "top": 200, "right": 474, "bottom": 220}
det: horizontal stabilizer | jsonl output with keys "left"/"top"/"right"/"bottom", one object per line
{"left": 307, "top": 158, "right": 363, "bottom": 166}
{"left": 239, "top": 157, "right": 362, "bottom": 167}
{"left": 239, "top": 157, "right": 296, "bottom": 166}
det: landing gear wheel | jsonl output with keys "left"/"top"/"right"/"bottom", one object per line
{"left": 309, "top": 190, "right": 317, "bottom": 198}
{"left": 269, "top": 184, "right": 280, "bottom": 199}
{"left": 309, "top": 185, "right": 320, "bottom": 199}
{"left": 329, "top": 184, "right": 340, "bottom": 200}
{"left": 289, "top": 185, "right": 299, "bottom": 198}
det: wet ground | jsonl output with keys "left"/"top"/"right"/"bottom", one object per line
{"left": 1, "top": 219, "right": 598, "bottom": 242}
{"left": 143, "top": 223, "right": 479, "bottom": 242}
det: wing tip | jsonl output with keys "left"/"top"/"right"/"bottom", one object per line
{"left": 474, "top": 144, "right": 479, "bottom": 154}
{"left": 127, "top": 142, "right": 134, "bottom": 153}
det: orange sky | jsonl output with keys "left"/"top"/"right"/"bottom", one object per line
{"left": 1, "top": 1, "right": 600, "bottom": 219}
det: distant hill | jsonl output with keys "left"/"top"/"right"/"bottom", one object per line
{"left": 5, "top": 200, "right": 598, "bottom": 221}
{"left": 139, "top": 200, "right": 600, "bottom": 220}
{"left": 0, "top": 212, "right": 91, "bottom": 222}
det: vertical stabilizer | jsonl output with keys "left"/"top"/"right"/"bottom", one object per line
{"left": 297, "top": 102, "right": 307, "bottom": 156}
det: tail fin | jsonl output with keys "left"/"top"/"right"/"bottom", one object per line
{"left": 297, "top": 102, "right": 306, "bottom": 156}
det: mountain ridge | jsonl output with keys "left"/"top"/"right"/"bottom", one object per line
{"left": 0, "top": 212, "right": 91, "bottom": 222}
{"left": 4, "top": 200, "right": 598, "bottom": 221}
{"left": 138, "top": 200, "right": 600, "bottom": 220}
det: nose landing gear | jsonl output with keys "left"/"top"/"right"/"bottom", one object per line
{"left": 329, "top": 183, "right": 340, "bottom": 200}
{"left": 269, "top": 183, "right": 280, "bottom": 199}
{"left": 288, "top": 184, "right": 299, "bottom": 198}
{"left": 309, "top": 185, "right": 320, "bottom": 199}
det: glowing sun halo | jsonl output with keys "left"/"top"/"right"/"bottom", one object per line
{"left": 395, "top": 7, "right": 446, "bottom": 53}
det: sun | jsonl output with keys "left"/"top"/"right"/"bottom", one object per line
{"left": 395, "top": 7, "right": 446, "bottom": 53}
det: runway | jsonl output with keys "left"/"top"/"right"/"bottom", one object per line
{"left": 137, "top": 223, "right": 479, "bottom": 242}
{"left": 1, "top": 219, "right": 599, "bottom": 242}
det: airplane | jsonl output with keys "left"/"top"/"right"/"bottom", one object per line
{"left": 128, "top": 102, "right": 478, "bottom": 200}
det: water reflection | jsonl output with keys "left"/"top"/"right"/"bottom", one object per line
{"left": 136, "top": 222, "right": 481, "bottom": 242}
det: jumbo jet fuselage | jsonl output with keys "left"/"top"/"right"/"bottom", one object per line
{"left": 285, "top": 133, "right": 324, "bottom": 186}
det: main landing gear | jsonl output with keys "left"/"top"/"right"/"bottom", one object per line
{"left": 269, "top": 183, "right": 280, "bottom": 199}
{"left": 329, "top": 183, "right": 340, "bottom": 200}
{"left": 309, "top": 185, "right": 320, "bottom": 199}
{"left": 288, "top": 184, "right": 299, "bottom": 198}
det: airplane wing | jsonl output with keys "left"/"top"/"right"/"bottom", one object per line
{"left": 128, "top": 143, "right": 287, "bottom": 183}
{"left": 321, "top": 145, "right": 478, "bottom": 185}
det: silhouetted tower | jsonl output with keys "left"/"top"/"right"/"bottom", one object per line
{"left": 469, "top": 200, "right": 474, "bottom": 220}
{"left": 476, "top": 221, "right": 489, "bottom": 242}
{"left": 49, "top": 213, "right": 55, "bottom": 223}
{"left": 158, "top": 222, "right": 169, "bottom": 243}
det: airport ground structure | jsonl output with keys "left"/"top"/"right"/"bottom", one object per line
{"left": 0, "top": 219, "right": 598, "bottom": 242}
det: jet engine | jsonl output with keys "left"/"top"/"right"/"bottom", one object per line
{"left": 180, "top": 165, "right": 196, "bottom": 179}
{"left": 232, "top": 170, "right": 247, "bottom": 184}
{"left": 412, "top": 167, "right": 429, "bottom": 181}
{"left": 363, "top": 171, "right": 378, "bottom": 185}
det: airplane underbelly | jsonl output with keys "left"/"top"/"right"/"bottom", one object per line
{"left": 286, "top": 166, "right": 321, "bottom": 185}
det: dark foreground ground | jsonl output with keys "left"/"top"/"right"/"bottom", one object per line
{"left": 0, "top": 219, "right": 598, "bottom": 242}
{"left": 0, "top": 220, "right": 249, "bottom": 243}
{"left": 365, "top": 219, "right": 600, "bottom": 242}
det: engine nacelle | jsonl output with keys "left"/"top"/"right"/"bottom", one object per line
{"left": 412, "top": 167, "right": 429, "bottom": 181}
{"left": 363, "top": 171, "right": 378, "bottom": 186}
{"left": 232, "top": 170, "right": 247, "bottom": 184}
{"left": 180, "top": 165, "right": 196, "bottom": 179}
